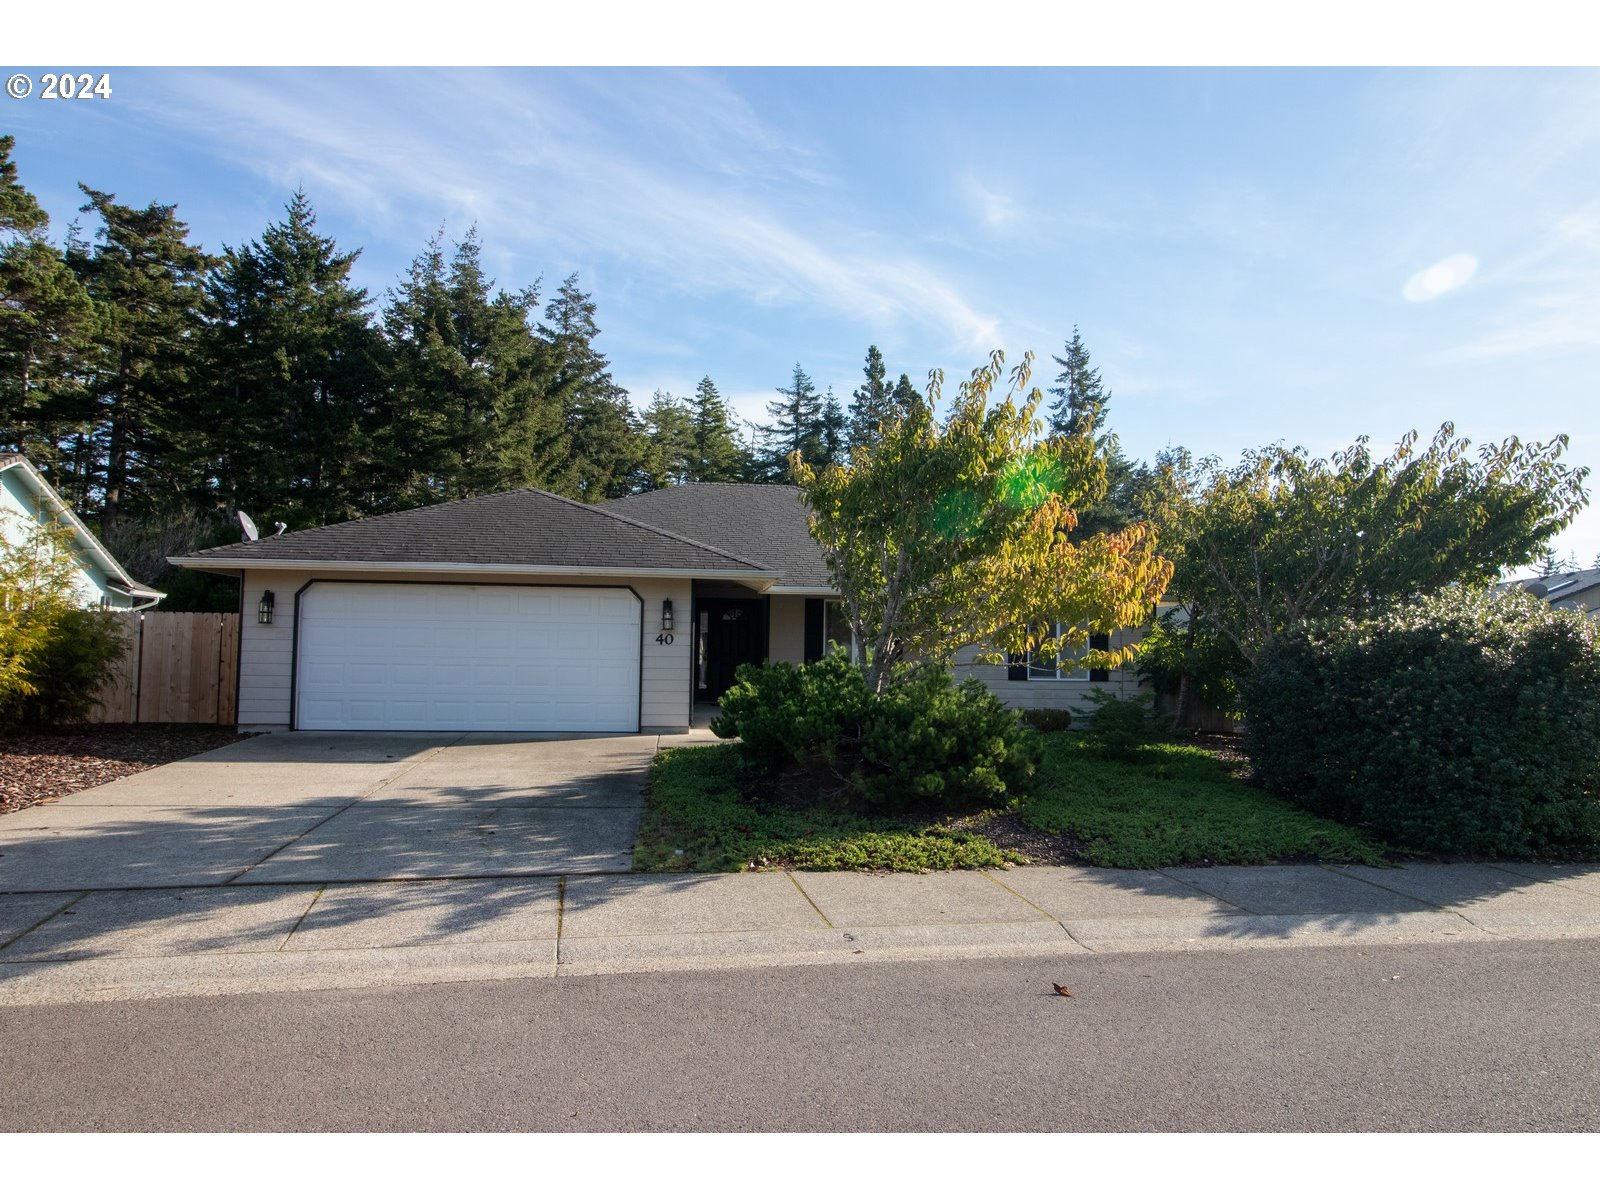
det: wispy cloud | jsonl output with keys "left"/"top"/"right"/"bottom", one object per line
{"left": 130, "top": 68, "right": 999, "bottom": 351}
{"left": 1441, "top": 201, "right": 1600, "bottom": 359}
{"left": 1402, "top": 252, "right": 1477, "bottom": 302}
{"left": 963, "top": 176, "right": 1019, "bottom": 232}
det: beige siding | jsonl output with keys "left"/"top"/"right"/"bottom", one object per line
{"left": 768, "top": 594, "right": 807, "bottom": 665}
{"left": 238, "top": 569, "right": 693, "bottom": 731}
{"left": 955, "top": 626, "right": 1144, "bottom": 716}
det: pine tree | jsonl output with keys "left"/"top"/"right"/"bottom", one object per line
{"left": 819, "top": 386, "right": 847, "bottom": 469}
{"left": 754, "top": 362, "right": 824, "bottom": 480}
{"left": 1046, "top": 326, "right": 1136, "bottom": 538}
{"left": 536, "top": 274, "right": 641, "bottom": 500}
{"left": 892, "top": 372, "right": 923, "bottom": 415}
{"left": 847, "top": 346, "right": 922, "bottom": 458}
{"left": 67, "top": 185, "right": 216, "bottom": 523}
{"left": 1046, "top": 326, "right": 1112, "bottom": 444}
{"left": 686, "top": 375, "right": 749, "bottom": 482}
{"left": 638, "top": 390, "right": 695, "bottom": 490}
{"left": 847, "top": 344, "right": 891, "bottom": 454}
{"left": 0, "top": 136, "right": 94, "bottom": 487}
{"left": 1537, "top": 547, "right": 1575, "bottom": 577}
{"left": 200, "top": 192, "right": 384, "bottom": 528}
{"left": 381, "top": 227, "right": 561, "bottom": 507}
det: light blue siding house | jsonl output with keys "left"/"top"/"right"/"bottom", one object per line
{"left": 0, "top": 453, "right": 163, "bottom": 610}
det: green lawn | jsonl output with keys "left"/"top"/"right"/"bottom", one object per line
{"left": 1018, "top": 734, "right": 1389, "bottom": 869}
{"left": 634, "top": 733, "right": 1392, "bottom": 873}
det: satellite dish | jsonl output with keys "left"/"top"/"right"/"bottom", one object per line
{"left": 237, "top": 511, "right": 260, "bottom": 541}
{"left": 271, "top": 521, "right": 287, "bottom": 538}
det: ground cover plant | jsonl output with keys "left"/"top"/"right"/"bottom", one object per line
{"left": 634, "top": 741, "right": 1019, "bottom": 872}
{"left": 1016, "top": 732, "right": 1389, "bottom": 869}
{"left": 636, "top": 718, "right": 1394, "bottom": 873}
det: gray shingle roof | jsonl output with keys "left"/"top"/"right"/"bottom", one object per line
{"left": 600, "top": 484, "right": 832, "bottom": 589}
{"left": 181, "top": 487, "right": 773, "bottom": 574}
{"left": 0, "top": 453, "right": 26, "bottom": 470}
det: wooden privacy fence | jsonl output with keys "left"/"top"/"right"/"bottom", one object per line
{"left": 90, "top": 611, "right": 240, "bottom": 725}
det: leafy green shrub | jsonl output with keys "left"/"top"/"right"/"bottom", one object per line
{"left": 1086, "top": 690, "right": 1166, "bottom": 760}
{"left": 857, "top": 668, "right": 1040, "bottom": 812}
{"left": 1134, "top": 608, "right": 1248, "bottom": 718}
{"left": 1019, "top": 707, "right": 1072, "bottom": 732}
{"left": 712, "top": 653, "right": 1040, "bottom": 814}
{"left": 2, "top": 607, "right": 128, "bottom": 726}
{"left": 1244, "top": 588, "right": 1600, "bottom": 858}
{"left": 710, "top": 648, "right": 869, "bottom": 770}
{"left": 1, "top": 520, "right": 130, "bottom": 728}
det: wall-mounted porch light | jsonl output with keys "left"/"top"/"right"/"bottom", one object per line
{"left": 661, "top": 598, "right": 674, "bottom": 632}
{"left": 258, "top": 589, "right": 276, "bottom": 625}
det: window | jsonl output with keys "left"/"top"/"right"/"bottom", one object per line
{"left": 1027, "top": 622, "right": 1089, "bottom": 681}
{"left": 823, "top": 600, "right": 860, "bottom": 664}
{"left": 1008, "top": 625, "right": 1111, "bottom": 682}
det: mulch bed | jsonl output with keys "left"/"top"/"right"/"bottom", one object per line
{"left": 946, "top": 809, "right": 1087, "bottom": 867}
{"left": 0, "top": 725, "right": 253, "bottom": 815}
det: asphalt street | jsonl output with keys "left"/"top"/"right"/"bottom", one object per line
{"left": 3, "top": 937, "right": 1598, "bottom": 1131}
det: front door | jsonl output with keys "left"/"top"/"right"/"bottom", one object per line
{"left": 696, "top": 598, "right": 767, "bottom": 702}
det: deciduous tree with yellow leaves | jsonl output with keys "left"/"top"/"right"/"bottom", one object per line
{"left": 792, "top": 350, "right": 1173, "bottom": 695}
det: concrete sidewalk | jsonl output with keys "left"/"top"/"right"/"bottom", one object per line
{"left": 3, "top": 860, "right": 1599, "bottom": 1006}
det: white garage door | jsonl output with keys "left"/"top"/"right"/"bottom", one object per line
{"left": 296, "top": 583, "right": 641, "bottom": 732}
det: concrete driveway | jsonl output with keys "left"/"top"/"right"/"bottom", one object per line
{"left": 0, "top": 731, "right": 661, "bottom": 892}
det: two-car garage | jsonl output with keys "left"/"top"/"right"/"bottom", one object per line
{"left": 293, "top": 582, "right": 643, "bottom": 732}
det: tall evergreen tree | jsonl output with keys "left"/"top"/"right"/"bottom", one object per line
{"left": 0, "top": 136, "right": 94, "bottom": 489}
{"left": 891, "top": 372, "right": 923, "bottom": 419}
{"left": 536, "top": 274, "right": 641, "bottom": 500}
{"left": 1046, "top": 326, "right": 1136, "bottom": 537}
{"left": 686, "top": 375, "right": 749, "bottom": 482}
{"left": 847, "top": 345, "right": 925, "bottom": 458}
{"left": 200, "top": 192, "right": 384, "bottom": 528}
{"left": 753, "top": 362, "right": 824, "bottom": 480}
{"left": 67, "top": 185, "right": 216, "bottom": 523}
{"left": 819, "top": 386, "right": 847, "bottom": 469}
{"left": 381, "top": 227, "right": 560, "bottom": 507}
{"left": 847, "top": 344, "right": 892, "bottom": 454}
{"left": 1046, "top": 326, "right": 1112, "bottom": 444}
{"left": 637, "top": 390, "right": 695, "bottom": 490}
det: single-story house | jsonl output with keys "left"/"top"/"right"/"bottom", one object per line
{"left": 172, "top": 483, "right": 1142, "bottom": 733}
{"left": 1, "top": 453, "right": 164, "bottom": 610}
{"left": 1506, "top": 566, "right": 1600, "bottom": 621}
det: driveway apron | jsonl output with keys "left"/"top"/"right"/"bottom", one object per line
{"left": 0, "top": 732, "right": 653, "bottom": 893}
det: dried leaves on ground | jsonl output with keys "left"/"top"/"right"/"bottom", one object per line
{"left": 0, "top": 725, "right": 251, "bottom": 814}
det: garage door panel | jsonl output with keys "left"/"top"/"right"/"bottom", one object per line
{"left": 296, "top": 583, "right": 642, "bottom": 732}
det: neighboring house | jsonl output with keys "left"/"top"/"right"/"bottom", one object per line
{"left": 0, "top": 453, "right": 164, "bottom": 611}
{"left": 1505, "top": 567, "right": 1600, "bottom": 621}
{"left": 171, "top": 482, "right": 1141, "bottom": 733}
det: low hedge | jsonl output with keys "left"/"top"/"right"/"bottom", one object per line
{"left": 1243, "top": 588, "right": 1600, "bottom": 859}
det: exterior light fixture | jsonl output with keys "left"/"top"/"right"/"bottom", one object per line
{"left": 258, "top": 589, "right": 276, "bottom": 625}
{"left": 661, "top": 598, "right": 674, "bottom": 632}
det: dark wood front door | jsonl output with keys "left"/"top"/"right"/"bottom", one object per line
{"left": 696, "top": 598, "right": 767, "bottom": 702}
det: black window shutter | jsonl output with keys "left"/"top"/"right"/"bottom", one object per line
{"left": 804, "top": 599, "right": 825, "bottom": 663}
{"left": 1007, "top": 652, "right": 1029, "bottom": 682}
{"left": 1090, "top": 633, "right": 1111, "bottom": 683}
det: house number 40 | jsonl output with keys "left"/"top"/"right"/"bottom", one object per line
{"left": 655, "top": 633, "right": 674, "bottom": 645}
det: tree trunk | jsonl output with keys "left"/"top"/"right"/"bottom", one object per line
{"left": 1173, "top": 600, "right": 1200, "bottom": 729}
{"left": 1174, "top": 671, "right": 1194, "bottom": 730}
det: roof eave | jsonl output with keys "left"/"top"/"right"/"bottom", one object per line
{"left": 167, "top": 556, "right": 779, "bottom": 591}
{"left": 3, "top": 457, "right": 153, "bottom": 597}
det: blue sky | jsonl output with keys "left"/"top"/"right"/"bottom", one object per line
{"left": 7, "top": 66, "right": 1598, "bottom": 564}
